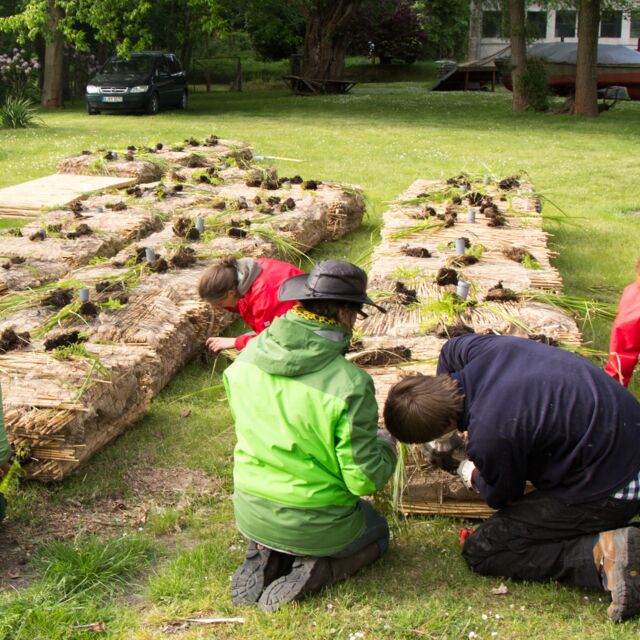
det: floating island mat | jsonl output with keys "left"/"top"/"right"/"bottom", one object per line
{"left": 349, "top": 175, "right": 582, "bottom": 519}
{"left": 0, "top": 137, "right": 364, "bottom": 480}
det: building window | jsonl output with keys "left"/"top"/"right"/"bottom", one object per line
{"left": 632, "top": 11, "right": 640, "bottom": 39}
{"left": 600, "top": 11, "right": 622, "bottom": 38}
{"left": 555, "top": 10, "right": 576, "bottom": 38}
{"left": 482, "top": 11, "right": 503, "bottom": 39}
{"left": 527, "top": 11, "right": 548, "bottom": 40}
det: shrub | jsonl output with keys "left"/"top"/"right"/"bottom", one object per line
{"left": 0, "top": 96, "right": 44, "bottom": 129}
{"left": 518, "top": 56, "right": 550, "bottom": 112}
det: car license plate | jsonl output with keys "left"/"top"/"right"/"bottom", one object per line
{"left": 102, "top": 96, "right": 123, "bottom": 103}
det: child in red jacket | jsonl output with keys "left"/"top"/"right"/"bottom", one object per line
{"left": 605, "top": 257, "right": 640, "bottom": 387}
{"left": 198, "top": 256, "right": 303, "bottom": 352}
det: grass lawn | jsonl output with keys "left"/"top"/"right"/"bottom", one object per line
{"left": 1, "top": 83, "right": 640, "bottom": 639}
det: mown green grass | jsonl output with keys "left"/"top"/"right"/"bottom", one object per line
{"left": 1, "top": 85, "right": 640, "bottom": 638}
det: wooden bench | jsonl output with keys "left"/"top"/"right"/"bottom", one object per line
{"left": 282, "top": 75, "right": 358, "bottom": 96}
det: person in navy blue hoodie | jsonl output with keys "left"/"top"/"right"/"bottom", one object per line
{"left": 383, "top": 334, "right": 640, "bottom": 622}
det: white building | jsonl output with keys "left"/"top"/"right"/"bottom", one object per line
{"left": 468, "top": 3, "right": 640, "bottom": 60}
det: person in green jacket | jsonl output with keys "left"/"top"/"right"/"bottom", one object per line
{"left": 0, "top": 384, "right": 12, "bottom": 524}
{"left": 223, "top": 259, "right": 397, "bottom": 612}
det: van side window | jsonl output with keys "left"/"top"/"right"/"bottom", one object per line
{"left": 157, "top": 57, "right": 171, "bottom": 77}
{"left": 169, "top": 57, "right": 182, "bottom": 74}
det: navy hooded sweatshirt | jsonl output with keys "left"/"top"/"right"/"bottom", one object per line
{"left": 437, "top": 334, "right": 640, "bottom": 509}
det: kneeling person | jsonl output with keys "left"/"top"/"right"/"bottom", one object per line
{"left": 384, "top": 334, "right": 640, "bottom": 622}
{"left": 224, "top": 260, "right": 397, "bottom": 611}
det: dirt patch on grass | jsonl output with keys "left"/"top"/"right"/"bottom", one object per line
{"left": 0, "top": 466, "right": 221, "bottom": 590}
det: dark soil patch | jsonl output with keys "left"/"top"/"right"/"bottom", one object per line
{"left": 451, "top": 196, "right": 462, "bottom": 205}
{"left": 228, "top": 227, "right": 248, "bottom": 239}
{"left": 436, "top": 323, "right": 475, "bottom": 339}
{"left": 0, "top": 328, "right": 31, "bottom": 354}
{"left": 467, "top": 191, "right": 483, "bottom": 206}
{"left": 394, "top": 281, "right": 419, "bottom": 305}
{"left": 290, "top": 175, "right": 303, "bottom": 184}
{"left": 484, "top": 281, "right": 519, "bottom": 302}
{"left": 7, "top": 228, "right": 22, "bottom": 237}
{"left": 187, "top": 155, "right": 207, "bottom": 168}
{"left": 134, "top": 247, "right": 147, "bottom": 264}
{"left": 204, "top": 135, "right": 219, "bottom": 146}
{"left": 448, "top": 255, "right": 478, "bottom": 267}
{"left": 126, "top": 186, "right": 143, "bottom": 198}
{"left": 487, "top": 214, "right": 507, "bottom": 227}
{"left": 2, "top": 256, "right": 26, "bottom": 269}
{"left": 172, "top": 217, "right": 200, "bottom": 241}
{"left": 503, "top": 246, "right": 537, "bottom": 264}
{"left": 446, "top": 174, "right": 471, "bottom": 189}
{"left": 266, "top": 196, "right": 281, "bottom": 206}
{"left": 125, "top": 152, "right": 135, "bottom": 162}
{"left": 210, "top": 198, "right": 226, "bottom": 210}
{"left": 349, "top": 345, "right": 412, "bottom": 366}
{"left": 79, "top": 301, "right": 99, "bottom": 317}
{"left": 41, "top": 288, "right": 73, "bottom": 308}
{"left": 172, "top": 184, "right": 183, "bottom": 194}
{"left": 46, "top": 224, "right": 62, "bottom": 234}
{"left": 74, "top": 223, "right": 93, "bottom": 237}
{"left": 528, "top": 334, "right": 559, "bottom": 346}
{"left": 95, "top": 281, "right": 125, "bottom": 295}
{"left": 401, "top": 245, "right": 431, "bottom": 258}
{"left": 237, "top": 197, "right": 248, "bottom": 210}
{"left": 185, "top": 137, "right": 200, "bottom": 147}
{"left": 29, "top": 230, "right": 47, "bottom": 242}
{"left": 498, "top": 176, "right": 520, "bottom": 190}
{"left": 198, "top": 175, "right": 211, "bottom": 184}
{"left": 104, "top": 151, "right": 116, "bottom": 161}
{"left": 302, "top": 180, "right": 320, "bottom": 190}
{"left": 436, "top": 268, "right": 458, "bottom": 286}
{"left": 44, "top": 330, "right": 85, "bottom": 351}
{"left": 245, "top": 178, "right": 261, "bottom": 187}
{"left": 127, "top": 145, "right": 136, "bottom": 151}
{"left": 279, "top": 197, "right": 296, "bottom": 212}
{"left": 170, "top": 247, "right": 196, "bottom": 269}
{"left": 149, "top": 257, "right": 169, "bottom": 273}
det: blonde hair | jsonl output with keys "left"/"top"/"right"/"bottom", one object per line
{"left": 198, "top": 257, "right": 238, "bottom": 301}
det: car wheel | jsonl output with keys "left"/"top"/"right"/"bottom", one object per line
{"left": 177, "top": 90, "right": 188, "bottom": 110}
{"left": 87, "top": 103, "right": 100, "bottom": 115}
{"left": 146, "top": 93, "right": 160, "bottom": 115}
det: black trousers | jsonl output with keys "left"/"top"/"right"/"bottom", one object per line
{"left": 462, "top": 491, "right": 640, "bottom": 590}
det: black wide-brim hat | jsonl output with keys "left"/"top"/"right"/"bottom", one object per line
{"left": 279, "top": 259, "right": 386, "bottom": 313}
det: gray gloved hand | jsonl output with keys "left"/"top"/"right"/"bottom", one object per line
{"left": 422, "top": 430, "right": 466, "bottom": 472}
{"left": 377, "top": 428, "right": 397, "bottom": 450}
{"left": 457, "top": 459, "right": 477, "bottom": 490}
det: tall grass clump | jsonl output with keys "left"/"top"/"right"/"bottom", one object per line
{"left": 0, "top": 96, "right": 43, "bottom": 129}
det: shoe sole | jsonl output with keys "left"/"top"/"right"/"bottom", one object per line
{"left": 231, "top": 550, "right": 270, "bottom": 605}
{"left": 258, "top": 559, "right": 318, "bottom": 613}
{"left": 608, "top": 527, "right": 640, "bottom": 622}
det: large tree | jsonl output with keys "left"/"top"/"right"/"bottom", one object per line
{"left": 509, "top": 0, "right": 527, "bottom": 112}
{"left": 574, "top": 0, "right": 601, "bottom": 116}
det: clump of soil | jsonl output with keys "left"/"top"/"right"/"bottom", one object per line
{"left": 401, "top": 245, "right": 431, "bottom": 258}
{"left": 68, "top": 199, "right": 84, "bottom": 214}
{"left": 79, "top": 301, "right": 99, "bottom": 317}
{"left": 2, "top": 256, "right": 26, "bottom": 269}
{"left": 467, "top": 191, "right": 483, "bottom": 206}
{"left": 149, "top": 257, "right": 169, "bottom": 273}
{"left": 448, "top": 255, "right": 478, "bottom": 267}
{"left": 198, "top": 174, "right": 211, "bottom": 184}
{"left": 29, "top": 230, "right": 47, "bottom": 242}
{"left": 266, "top": 195, "right": 281, "bottom": 206}
{"left": 436, "top": 323, "right": 475, "bottom": 339}
{"left": 125, "top": 152, "right": 135, "bottom": 162}
{"left": 96, "top": 281, "right": 126, "bottom": 294}
{"left": 127, "top": 145, "right": 136, "bottom": 151}
{"left": 237, "top": 197, "right": 249, "bottom": 210}
{"left": 484, "top": 281, "right": 519, "bottom": 302}
{"left": 436, "top": 267, "right": 459, "bottom": 286}
{"left": 228, "top": 227, "right": 248, "bottom": 239}
{"left": 106, "top": 201, "right": 127, "bottom": 211}
{"left": 447, "top": 174, "right": 471, "bottom": 189}
{"left": 170, "top": 246, "right": 196, "bottom": 269}
{"left": 156, "top": 143, "right": 163, "bottom": 151}
{"left": 487, "top": 214, "right": 507, "bottom": 227}
{"left": 290, "top": 175, "right": 303, "bottom": 185}
{"left": 204, "top": 135, "right": 219, "bottom": 146}
{"left": 7, "top": 228, "right": 23, "bottom": 237}
{"left": 172, "top": 217, "right": 200, "bottom": 241}
{"left": 47, "top": 224, "right": 62, "bottom": 234}
{"left": 246, "top": 167, "right": 279, "bottom": 190}
{"left": 302, "top": 180, "right": 320, "bottom": 190}
{"left": 44, "top": 330, "right": 85, "bottom": 351}
{"left": 41, "top": 288, "right": 73, "bottom": 308}
{"left": 451, "top": 196, "right": 462, "bottom": 205}
{"left": 279, "top": 197, "right": 296, "bottom": 212}
{"left": 172, "top": 145, "right": 184, "bottom": 152}
{"left": 394, "top": 281, "right": 418, "bottom": 305}
{"left": 257, "top": 206, "right": 274, "bottom": 215}
{"left": 498, "top": 176, "right": 520, "bottom": 190}
{"left": 134, "top": 247, "right": 147, "bottom": 263}
{"left": 172, "top": 184, "right": 183, "bottom": 194}
{"left": 503, "top": 246, "right": 537, "bottom": 264}
{"left": 0, "top": 327, "right": 31, "bottom": 354}
{"left": 210, "top": 198, "right": 226, "bottom": 210}
{"left": 126, "top": 186, "right": 143, "bottom": 198}
{"left": 185, "top": 137, "right": 200, "bottom": 147}
{"left": 81, "top": 150, "right": 92, "bottom": 155}
{"left": 65, "top": 223, "right": 93, "bottom": 239}
{"left": 349, "top": 345, "right": 412, "bottom": 367}
{"left": 104, "top": 151, "right": 117, "bottom": 161}
{"left": 478, "top": 195, "right": 494, "bottom": 212}
{"left": 528, "top": 333, "right": 558, "bottom": 346}
{"left": 436, "top": 207, "right": 457, "bottom": 227}
{"left": 187, "top": 154, "right": 207, "bottom": 168}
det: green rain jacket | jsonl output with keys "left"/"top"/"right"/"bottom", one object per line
{"left": 224, "top": 310, "right": 397, "bottom": 556}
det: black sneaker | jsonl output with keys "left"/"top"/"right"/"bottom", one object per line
{"left": 231, "top": 541, "right": 294, "bottom": 605}
{"left": 257, "top": 556, "right": 333, "bottom": 612}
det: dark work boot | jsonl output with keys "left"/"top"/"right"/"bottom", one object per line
{"left": 231, "top": 541, "right": 294, "bottom": 605}
{"left": 257, "top": 542, "right": 382, "bottom": 612}
{"left": 594, "top": 527, "right": 640, "bottom": 622}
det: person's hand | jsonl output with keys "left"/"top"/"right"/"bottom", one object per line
{"left": 205, "top": 337, "right": 237, "bottom": 352}
{"left": 457, "top": 459, "right": 477, "bottom": 491}
{"left": 377, "top": 428, "right": 397, "bottom": 450}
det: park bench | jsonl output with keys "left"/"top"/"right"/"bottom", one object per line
{"left": 282, "top": 75, "right": 358, "bottom": 96}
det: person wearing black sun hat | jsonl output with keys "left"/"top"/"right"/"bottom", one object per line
{"left": 223, "top": 260, "right": 397, "bottom": 612}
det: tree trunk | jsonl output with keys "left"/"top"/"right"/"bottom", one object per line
{"left": 575, "top": 0, "right": 600, "bottom": 117}
{"left": 509, "top": 0, "right": 527, "bottom": 112}
{"left": 467, "top": 0, "right": 483, "bottom": 62}
{"left": 301, "top": 0, "right": 361, "bottom": 83}
{"left": 41, "top": 0, "right": 64, "bottom": 108}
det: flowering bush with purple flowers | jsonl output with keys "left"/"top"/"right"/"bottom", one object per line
{"left": 0, "top": 48, "right": 40, "bottom": 100}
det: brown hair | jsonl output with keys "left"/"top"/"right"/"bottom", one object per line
{"left": 301, "top": 299, "right": 360, "bottom": 330}
{"left": 198, "top": 257, "right": 238, "bottom": 301}
{"left": 383, "top": 374, "right": 464, "bottom": 443}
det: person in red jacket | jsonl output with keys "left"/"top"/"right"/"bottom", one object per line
{"left": 605, "top": 257, "right": 640, "bottom": 387}
{"left": 198, "top": 256, "right": 304, "bottom": 352}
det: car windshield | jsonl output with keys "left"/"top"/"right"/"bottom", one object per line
{"left": 101, "top": 56, "right": 154, "bottom": 76}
